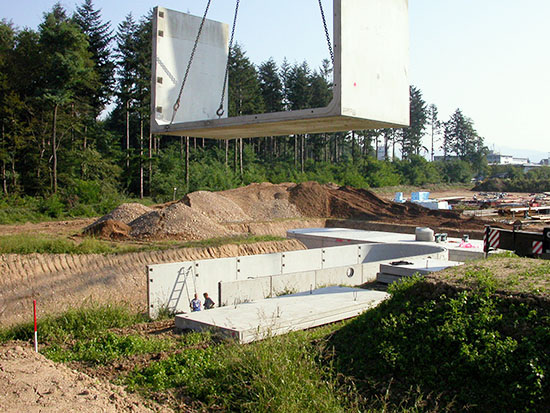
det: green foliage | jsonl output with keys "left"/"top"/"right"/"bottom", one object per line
{"left": 44, "top": 331, "right": 173, "bottom": 363}
{"left": 330, "top": 277, "right": 550, "bottom": 411}
{"left": 127, "top": 332, "right": 352, "bottom": 412}
{"left": 476, "top": 166, "right": 550, "bottom": 192}
{"left": 0, "top": 303, "right": 145, "bottom": 344}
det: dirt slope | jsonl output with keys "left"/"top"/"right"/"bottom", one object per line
{"left": 0, "top": 239, "right": 306, "bottom": 327}
{"left": 289, "top": 182, "right": 485, "bottom": 229}
{"left": 0, "top": 342, "right": 171, "bottom": 413}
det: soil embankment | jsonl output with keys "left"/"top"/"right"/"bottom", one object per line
{"left": 0, "top": 342, "right": 171, "bottom": 412}
{"left": 0, "top": 239, "right": 305, "bottom": 327}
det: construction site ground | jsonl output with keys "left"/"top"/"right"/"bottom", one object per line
{"left": 2, "top": 182, "right": 545, "bottom": 328}
{"left": 1, "top": 183, "right": 550, "bottom": 412}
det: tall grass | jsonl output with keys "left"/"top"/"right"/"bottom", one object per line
{"left": 0, "top": 303, "right": 146, "bottom": 344}
{"left": 127, "top": 330, "right": 355, "bottom": 412}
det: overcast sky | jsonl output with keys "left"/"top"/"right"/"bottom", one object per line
{"left": 2, "top": 0, "right": 549, "bottom": 160}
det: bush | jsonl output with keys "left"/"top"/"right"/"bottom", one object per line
{"left": 329, "top": 276, "right": 550, "bottom": 411}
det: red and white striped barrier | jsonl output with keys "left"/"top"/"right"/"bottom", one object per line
{"left": 532, "top": 241, "right": 543, "bottom": 255}
{"left": 484, "top": 227, "right": 500, "bottom": 252}
{"left": 33, "top": 299, "right": 38, "bottom": 353}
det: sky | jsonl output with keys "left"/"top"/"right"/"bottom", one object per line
{"left": 1, "top": 0, "right": 549, "bottom": 161}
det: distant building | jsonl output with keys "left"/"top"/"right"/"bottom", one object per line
{"left": 486, "top": 151, "right": 529, "bottom": 165}
{"left": 541, "top": 158, "right": 550, "bottom": 166}
{"left": 433, "top": 155, "right": 459, "bottom": 162}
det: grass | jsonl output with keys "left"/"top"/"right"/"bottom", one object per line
{"left": 0, "top": 234, "right": 286, "bottom": 255}
{"left": 0, "top": 303, "right": 146, "bottom": 344}
{"left": 44, "top": 331, "right": 175, "bottom": 364}
{"left": 438, "top": 257, "right": 550, "bottom": 296}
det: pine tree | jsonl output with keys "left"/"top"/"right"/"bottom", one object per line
{"left": 74, "top": 0, "right": 115, "bottom": 116}
{"left": 401, "top": 85, "right": 427, "bottom": 159}
{"left": 228, "top": 43, "right": 263, "bottom": 116}
{"left": 258, "top": 58, "right": 283, "bottom": 113}
{"left": 286, "top": 61, "right": 311, "bottom": 110}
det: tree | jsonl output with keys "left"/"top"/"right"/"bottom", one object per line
{"left": 401, "top": 85, "right": 427, "bottom": 159}
{"left": 228, "top": 43, "right": 263, "bottom": 116}
{"left": 73, "top": 0, "right": 115, "bottom": 117}
{"left": 427, "top": 104, "right": 440, "bottom": 161}
{"left": 258, "top": 58, "right": 283, "bottom": 113}
{"left": 285, "top": 61, "right": 312, "bottom": 110}
{"left": 38, "top": 3, "right": 98, "bottom": 193}
{"left": 443, "top": 109, "right": 479, "bottom": 159}
{"left": 113, "top": 13, "right": 138, "bottom": 171}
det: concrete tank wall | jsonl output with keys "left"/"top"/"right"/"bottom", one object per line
{"left": 148, "top": 242, "right": 446, "bottom": 318}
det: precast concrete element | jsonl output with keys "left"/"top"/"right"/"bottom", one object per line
{"left": 376, "top": 259, "right": 463, "bottom": 284}
{"left": 217, "top": 243, "right": 445, "bottom": 307}
{"left": 147, "top": 242, "right": 446, "bottom": 318}
{"left": 288, "top": 227, "right": 486, "bottom": 261}
{"left": 151, "top": 7, "right": 229, "bottom": 126}
{"left": 174, "top": 287, "right": 389, "bottom": 343}
{"left": 151, "top": 0, "right": 409, "bottom": 138}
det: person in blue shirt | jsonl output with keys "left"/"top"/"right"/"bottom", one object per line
{"left": 190, "top": 293, "right": 202, "bottom": 312}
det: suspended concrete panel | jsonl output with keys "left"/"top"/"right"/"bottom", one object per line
{"left": 151, "top": 0, "right": 409, "bottom": 139}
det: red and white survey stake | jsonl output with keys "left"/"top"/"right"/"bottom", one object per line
{"left": 33, "top": 299, "right": 38, "bottom": 353}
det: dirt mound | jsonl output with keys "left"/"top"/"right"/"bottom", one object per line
{"left": 183, "top": 190, "right": 251, "bottom": 223}
{"left": 85, "top": 203, "right": 154, "bottom": 236}
{"left": 0, "top": 342, "right": 169, "bottom": 412}
{"left": 129, "top": 201, "right": 235, "bottom": 240}
{"left": 220, "top": 182, "right": 301, "bottom": 221}
{"left": 288, "top": 181, "right": 485, "bottom": 229}
{"left": 83, "top": 219, "right": 131, "bottom": 240}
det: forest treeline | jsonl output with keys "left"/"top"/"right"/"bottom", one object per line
{"left": 0, "top": 1, "right": 532, "bottom": 221}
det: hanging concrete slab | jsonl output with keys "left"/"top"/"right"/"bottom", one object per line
{"left": 151, "top": 0, "right": 410, "bottom": 139}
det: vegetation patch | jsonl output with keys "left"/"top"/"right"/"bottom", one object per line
{"left": 329, "top": 276, "right": 550, "bottom": 411}
{"left": 0, "top": 233, "right": 285, "bottom": 255}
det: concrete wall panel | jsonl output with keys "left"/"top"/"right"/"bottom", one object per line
{"left": 219, "top": 277, "right": 272, "bottom": 306}
{"left": 281, "top": 249, "right": 323, "bottom": 274}
{"left": 315, "top": 264, "right": 363, "bottom": 287}
{"left": 272, "top": 271, "right": 316, "bottom": 296}
{"left": 322, "top": 245, "right": 361, "bottom": 268}
{"left": 237, "top": 253, "right": 282, "bottom": 280}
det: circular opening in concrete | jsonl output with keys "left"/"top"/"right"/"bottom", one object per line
{"left": 346, "top": 268, "right": 354, "bottom": 278}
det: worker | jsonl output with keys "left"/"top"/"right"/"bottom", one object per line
{"left": 190, "top": 293, "right": 202, "bottom": 312}
{"left": 203, "top": 292, "right": 215, "bottom": 309}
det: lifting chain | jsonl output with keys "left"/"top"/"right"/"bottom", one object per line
{"left": 216, "top": 0, "right": 240, "bottom": 118}
{"left": 170, "top": 0, "right": 332, "bottom": 125}
{"left": 317, "top": 0, "right": 334, "bottom": 66}
{"left": 169, "top": 0, "right": 213, "bottom": 127}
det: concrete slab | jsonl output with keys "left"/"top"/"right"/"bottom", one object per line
{"left": 379, "top": 259, "right": 463, "bottom": 277}
{"left": 175, "top": 287, "right": 388, "bottom": 343}
{"left": 288, "top": 228, "right": 485, "bottom": 261}
{"left": 152, "top": 0, "right": 409, "bottom": 138}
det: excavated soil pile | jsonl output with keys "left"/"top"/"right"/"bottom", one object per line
{"left": 183, "top": 190, "right": 251, "bottom": 223}
{"left": 0, "top": 342, "right": 169, "bottom": 413}
{"left": 84, "top": 203, "right": 153, "bottom": 236}
{"left": 90, "top": 181, "right": 487, "bottom": 240}
{"left": 289, "top": 181, "right": 485, "bottom": 230}
{"left": 129, "top": 201, "right": 235, "bottom": 240}
{"left": 220, "top": 182, "right": 301, "bottom": 221}
{"left": 83, "top": 219, "right": 131, "bottom": 240}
